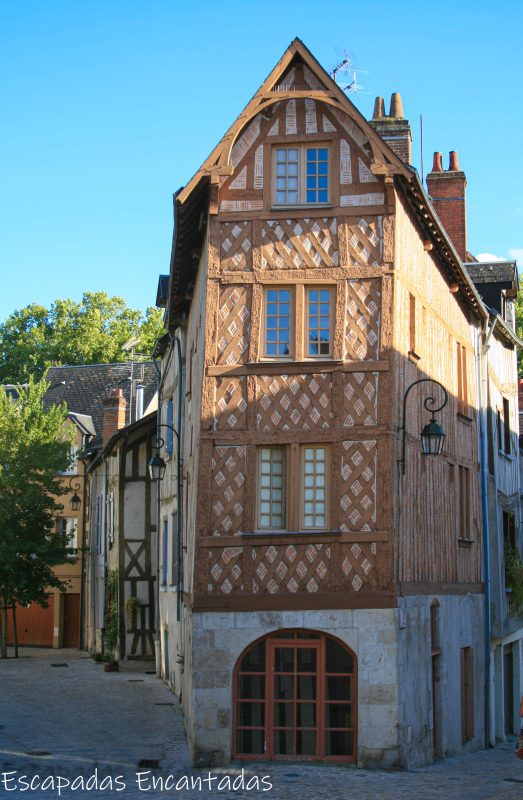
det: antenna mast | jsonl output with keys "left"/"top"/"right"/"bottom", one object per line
{"left": 330, "top": 49, "right": 368, "bottom": 95}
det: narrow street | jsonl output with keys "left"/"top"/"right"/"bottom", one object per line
{"left": 0, "top": 648, "right": 521, "bottom": 800}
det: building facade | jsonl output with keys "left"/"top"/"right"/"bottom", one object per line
{"left": 154, "top": 39, "right": 522, "bottom": 768}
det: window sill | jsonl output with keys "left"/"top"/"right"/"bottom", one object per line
{"left": 458, "top": 538, "right": 474, "bottom": 548}
{"left": 255, "top": 358, "right": 344, "bottom": 367}
{"left": 457, "top": 412, "right": 473, "bottom": 425}
{"left": 243, "top": 529, "right": 341, "bottom": 538}
{"left": 160, "top": 585, "right": 168, "bottom": 593}
{"left": 271, "top": 203, "right": 333, "bottom": 211}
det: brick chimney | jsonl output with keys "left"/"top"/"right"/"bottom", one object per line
{"left": 102, "top": 388, "right": 127, "bottom": 447}
{"left": 370, "top": 92, "right": 412, "bottom": 164}
{"left": 426, "top": 151, "right": 467, "bottom": 261}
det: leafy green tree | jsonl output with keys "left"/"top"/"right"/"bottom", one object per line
{"left": 0, "top": 379, "right": 75, "bottom": 657}
{"left": 0, "top": 292, "right": 165, "bottom": 383}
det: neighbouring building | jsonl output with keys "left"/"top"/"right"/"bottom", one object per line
{"left": 78, "top": 366, "right": 158, "bottom": 657}
{"left": 84, "top": 401, "right": 158, "bottom": 663}
{"left": 5, "top": 400, "right": 93, "bottom": 649}
{"left": 152, "top": 38, "right": 522, "bottom": 768}
{"left": 5, "top": 362, "right": 157, "bottom": 650}
{"left": 463, "top": 260, "right": 523, "bottom": 742}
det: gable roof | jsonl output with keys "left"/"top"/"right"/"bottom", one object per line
{"left": 43, "top": 363, "right": 157, "bottom": 446}
{"left": 177, "top": 38, "right": 410, "bottom": 206}
{"left": 166, "top": 38, "right": 411, "bottom": 329}
{"left": 166, "top": 38, "right": 522, "bottom": 352}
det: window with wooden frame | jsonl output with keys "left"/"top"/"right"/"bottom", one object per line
{"left": 257, "top": 445, "right": 330, "bottom": 533}
{"left": 460, "top": 647, "right": 474, "bottom": 742}
{"left": 258, "top": 447, "right": 287, "bottom": 530}
{"left": 502, "top": 396, "right": 511, "bottom": 454}
{"left": 458, "top": 465, "right": 471, "bottom": 540}
{"left": 306, "top": 288, "right": 333, "bottom": 357}
{"left": 263, "top": 285, "right": 335, "bottom": 362}
{"left": 456, "top": 342, "right": 468, "bottom": 416}
{"left": 408, "top": 292, "right": 419, "bottom": 360}
{"left": 272, "top": 145, "right": 330, "bottom": 207}
{"left": 301, "top": 446, "right": 329, "bottom": 530}
{"left": 263, "top": 288, "right": 293, "bottom": 359}
{"left": 56, "top": 517, "right": 77, "bottom": 558}
{"left": 503, "top": 510, "right": 516, "bottom": 550}
{"left": 161, "top": 518, "right": 168, "bottom": 587}
{"left": 233, "top": 631, "right": 357, "bottom": 762}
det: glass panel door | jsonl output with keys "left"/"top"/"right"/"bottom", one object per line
{"left": 269, "top": 641, "right": 320, "bottom": 759}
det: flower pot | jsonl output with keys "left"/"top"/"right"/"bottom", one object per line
{"left": 103, "top": 661, "right": 119, "bottom": 672}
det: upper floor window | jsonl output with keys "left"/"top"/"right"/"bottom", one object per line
{"left": 263, "top": 285, "right": 335, "bottom": 361}
{"left": 502, "top": 397, "right": 511, "bottom": 454}
{"left": 58, "top": 444, "right": 78, "bottom": 475}
{"left": 258, "top": 446, "right": 287, "bottom": 530}
{"left": 256, "top": 444, "right": 330, "bottom": 533}
{"left": 301, "top": 446, "right": 328, "bottom": 530}
{"left": 57, "top": 517, "right": 77, "bottom": 558}
{"left": 307, "top": 289, "right": 332, "bottom": 357}
{"left": 456, "top": 342, "right": 468, "bottom": 416}
{"left": 264, "top": 288, "right": 293, "bottom": 358}
{"left": 273, "top": 145, "right": 330, "bottom": 207}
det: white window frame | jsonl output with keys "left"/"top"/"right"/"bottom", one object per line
{"left": 257, "top": 446, "right": 287, "bottom": 531}
{"left": 57, "top": 517, "right": 78, "bottom": 558}
{"left": 262, "top": 286, "right": 294, "bottom": 360}
{"left": 300, "top": 445, "right": 330, "bottom": 531}
{"left": 305, "top": 287, "right": 334, "bottom": 358}
{"left": 272, "top": 144, "right": 331, "bottom": 208}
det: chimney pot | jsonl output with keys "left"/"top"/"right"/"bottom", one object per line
{"left": 448, "top": 150, "right": 460, "bottom": 171}
{"left": 102, "top": 388, "right": 127, "bottom": 447}
{"left": 372, "top": 96, "right": 385, "bottom": 120}
{"left": 389, "top": 92, "right": 404, "bottom": 119}
{"left": 427, "top": 152, "right": 467, "bottom": 261}
{"left": 432, "top": 152, "right": 443, "bottom": 172}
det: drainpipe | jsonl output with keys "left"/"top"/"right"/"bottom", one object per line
{"left": 175, "top": 334, "right": 184, "bottom": 625}
{"left": 79, "top": 462, "right": 88, "bottom": 650}
{"left": 478, "top": 314, "right": 497, "bottom": 747}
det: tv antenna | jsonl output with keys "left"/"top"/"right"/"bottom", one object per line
{"left": 330, "top": 48, "right": 369, "bottom": 95}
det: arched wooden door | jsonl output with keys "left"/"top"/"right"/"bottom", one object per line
{"left": 233, "top": 630, "right": 357, "bottom": 762}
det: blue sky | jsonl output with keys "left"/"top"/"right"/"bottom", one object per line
{"left": 1, "top": 0, "right": 522, "bottom": 322}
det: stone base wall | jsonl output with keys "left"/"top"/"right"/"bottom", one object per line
{"left": 188, "top": 608, "right": 402, "bottom": 768}
{"left": 185, "top": 597, "right": 487, "bottom": 769}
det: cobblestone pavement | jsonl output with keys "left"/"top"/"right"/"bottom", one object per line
{"left": 1, "top": 648, "right": 522, "bottom": 800}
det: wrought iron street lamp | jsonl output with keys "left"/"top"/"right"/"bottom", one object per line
{"left": 68, "top": 477, "right": 82, "bottom": 511}
{"left": 147, "top": 424, "right": 180, "bottom": 482}
{"left": 399, "top": 378, "right": 449, "bottom": 474}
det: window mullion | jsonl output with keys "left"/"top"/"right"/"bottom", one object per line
{"left": 289, "top": 443, "right": 300, "bottom": 531}
{"left": 295, "top": 284, "right": 304, "bottom": 361}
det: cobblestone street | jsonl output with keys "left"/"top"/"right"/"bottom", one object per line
{"left": 0, "top": 648, "right": 521, "bottom": 800}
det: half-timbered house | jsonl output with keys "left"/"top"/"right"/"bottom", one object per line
{"left": 155, "top": 39, "right": 521, "bottom": 767}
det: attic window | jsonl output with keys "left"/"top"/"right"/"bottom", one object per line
{"left": 272, "top": 145, "right": 330, "bottom": 206}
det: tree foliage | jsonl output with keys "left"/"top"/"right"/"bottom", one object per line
{"left": 0, "top": 292, "right": 165, "bottom": 384}
{"left": 0, "top": 379, "right": 75, "bottom": 627}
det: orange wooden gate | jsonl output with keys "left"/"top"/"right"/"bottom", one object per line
{"left": 7, "top": 598, "right": 54, "bottom": 646}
